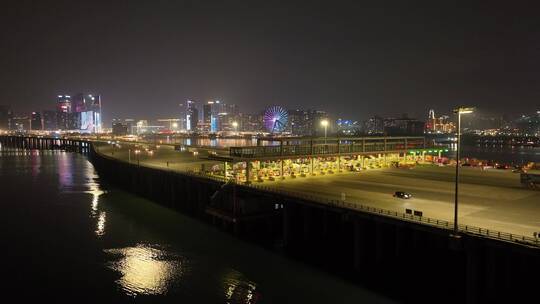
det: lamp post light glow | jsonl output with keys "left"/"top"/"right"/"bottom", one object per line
{"left": 321, "top": 119, "right": 329, "bottom": 144}
{"left": 452, "top": 106, "right": 474, "bottom": 237}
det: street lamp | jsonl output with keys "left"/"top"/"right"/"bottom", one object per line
{"left": 452, "top": 106, "right": 474, "bottom": 236}
{"left": 321, "top": 119, "right": 329, "bottom": 144}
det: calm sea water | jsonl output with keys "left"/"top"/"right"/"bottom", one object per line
{"left": 0, "top": 150, "right": 392, "bottom": 303}
{"left": 445, "top": 144, "right": 540, "bottom": 165}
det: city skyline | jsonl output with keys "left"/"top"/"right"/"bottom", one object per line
{"left": 2, "top": 2, "right": 539, "bottom": 121}
{"left": 1, "top": 2, "right": 540, "bottom": 302}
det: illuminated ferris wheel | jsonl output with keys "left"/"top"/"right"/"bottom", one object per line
{"left": 263, "top": 105, "right": 289, "bottom": 133}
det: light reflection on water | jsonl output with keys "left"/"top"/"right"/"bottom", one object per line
{"left": 82, "top": 163, "right": 107, "bottom": 236}
{"left": 223, "top": 269, "right": 259, "bottom": 304}
{"left": 95, "top": 211, "right": 106, "bottom": 236}
{"left": 0, "top": 150, "right": 396, "bottom": 303}
{"left": 105, "top": 244, "right": 186, "bottom": 297}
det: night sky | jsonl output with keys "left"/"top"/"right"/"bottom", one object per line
{"left": 2, "top": 1, "right": 539, "bottom": 122}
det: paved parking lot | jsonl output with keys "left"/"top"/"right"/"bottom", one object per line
{"left": 264, "top": 166, "right": 540, "bottom": 237}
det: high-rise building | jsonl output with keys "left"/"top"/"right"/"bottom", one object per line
{"left": 43, "top": 110, "right": 58, "bottom": 130}
{"left": 284, "top": 108, "right": 326, "bottom": 136}
{"left": 82, "top": 94, "right": 102, "bottom": 133}
{"left": 30, "top": 112, "right": 42, "bottom": 130}
{"left": 237, "top": 113, "right": 263, "bottom": 132}
{"left": 288, "top": 109, "right": 309, "bottom": 135}
{"left": 306, "top": 110, "right": 329, "bottom": 136}
{"left": 425, "top": 109, "right": 456, "bottom": 134}
{"left": 364, "top": 116, "right": 384, "bottom": 134}
{"left": 336, "top": 119, "right": 361, "bottom": 135}
{"left": 125, "top": 119, "right": 134, "bottom": 134}
{"left": 178, "top": 102, "right": 188, "bottom": 130}
{"left": 180, "top": 100, "right": 199, "bottom": 132}
{"left": 112, "top": 121, "right": 128, "bottom": 136}
{"left": 112, "top": 118, "right": 134, "bottom": 135}
{"left": 187, "top": 106, "right": 198, "bottom": 131}
{"left": 426, "top": 109, "right": 436, "bottom": 131}
{"left": 72, "top": 93, "right": 87, "bottom": 113}
{"left": 55, "top": 93, "right": 102, "bottom": 133}
{"left": 135, "top": 120, "right": 148, "bottom": 134}
{"left": 383, "top": 115, "right": 425, "bottom": 136}
{"left": 68, "top": 112, "right": 81, "bottom": 130}
{"left": 75, "top": 93, "right": 102, "bottom": 133}
{"left": 0, "top": 105, "right": 13, "bottom": 130}
{"left": 202, "top": 102, "right": 212, "bottom": 132}
{"left": 11, "top": 116, "right": 30, "bottom": 131}
{"left": 56, "top": 95, "right": 72, "bottom": 130}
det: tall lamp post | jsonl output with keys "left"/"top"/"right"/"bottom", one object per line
{"left": 321, "top": 119, "right": 329, "bottom": 144}
{"left": 452, "top": 106, "right": 474, "bottom": 236}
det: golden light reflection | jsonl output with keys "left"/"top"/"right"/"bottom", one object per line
{"left": 222, "top": 269, "right": 259, "bottom": 304}
{"left": 95, "top": 211, "right": 106, "bottom": 237}
{"left": 84, "top": 165, "right": 107, "bottom": 237}
{"left": 84, "top": 165, "right": 105, "bottom": 215}
{"left": 105, "top": 245, "right": 184, "bottom": 297}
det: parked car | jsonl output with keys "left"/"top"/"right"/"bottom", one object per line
{"left": 393, "top": 191, "right": 412, "bottom": 199}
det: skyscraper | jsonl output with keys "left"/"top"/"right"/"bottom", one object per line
{"left": 0, "top": 105, "right": 13, "bottom": 130}
{"left": 180, "top": 100, "right": 199, "bottom": 132}
{"left": 187, "top": 102, "right": 198, "bottom": 131}
{"left": 364, "top": 116, "right": 384, "bottom": 134}
{"left": 30, "top": 112, "right": 42, "bottom": 130}
{"left": 178, "top": 102, "right": 188, "bottom": 130}
{"left": 56, "top": 95, "right": 71, "bottom": 130}
{"left": 203, "top": 102, "right": 212, "bottom": 132}
{"left": 43, "top": 110, "right": 58, "bottom": 130}
{"left": 112, "top": 119, "right": 128, "bottom": 136}
{"left": 72, "top": 93, "right": 87, "bottom": 113}
{"left": 84, "top": 94, "right": 102, "bottom": 133}
{"left": 11, "top": 115, "right": 30, "bottom": 131}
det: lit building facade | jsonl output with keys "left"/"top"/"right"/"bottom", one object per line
{"left": 364, "top": 116, "right": 384, "bottom": 134}
{"left": 56, "top": 95, "right": 72, "bottom": 130}
{"left": 184, "top": 100, "right": 199, "bottom": 131}
{"left": 425, "top": 110, "right": 456, "bottom": 134}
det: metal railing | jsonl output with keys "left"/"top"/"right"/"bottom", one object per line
{"left": 243, "top": 183, "right": 540, "bottom": 248}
